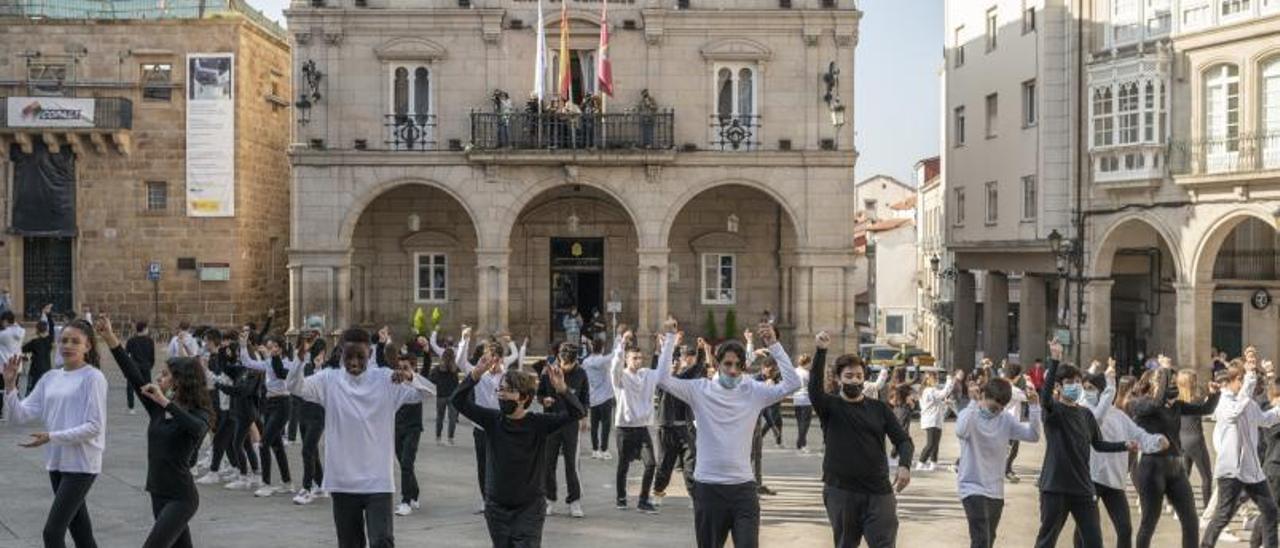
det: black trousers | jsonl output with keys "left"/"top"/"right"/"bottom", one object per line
{"left": 655, "top": 424, "right": 696, "bottom": 494}
{"left": 1203, "top": 477, "right": 1279, "bottom": 548}
{"left": 474, "top": 427, "right": 489, "bottom": 500}
{"left": 615, "top": 426, "right": 656, "bottom": 502}
{"left": 485, "top": 498, "right": 546, "bottom": 548}
{"left": 962, "top": 495, "right": 1004, "bottom": 548}
{"left": 332, "top": 492, "right": 394, "bottom": 548}
{"left": 1035, "top": 492, "right": 1103, "bottom": 548}
{"left": 299, "top": 415, "right": 324, "bottom": 490}
{"left": 209, "top": 410, "right": 234, "bottom": 472}
{"left": 395, "top": 427, "right": 422, "bottom": 504}
{"left": 1075, "top": 482, "right": 1132, "bottom": 548}
{"left": 751, "top": 419, "right": 765, "bottom": 485}
{"left": 794, "top": 406, "right": 813, "bottom": 450}
{"left": 45, "top": 471, "right": 97, "bottom": 548}
{"left": 26, "top": 364, "right": 49, "bottom": 396}
{"left": 1182, "top": 437, "right": 1213, "bottom": 509}
{"left": 260, "top": 397, "right": 291, "bottom": 485}
{"left": 1006, "top": 440, "right": 1020, "bottom": 474}
{"left": 544, "top": 422, "right": 582, "bottom": 503}
{"left": 1135, "top": 454, "right": 1199, "bottom": 548}
{"left": 434, "top": 398, "right": 458, "bottom": 440}
{"left": 590, "top": 399, "right": 615, "bottom": 452}
{"left": 146, "top": 493, "right": 197, "bottom": 548}
{"left": 920, "top": 427, "right": 943, "bottom": 464}
{"left": 822, "top": 483, "right": 897, "bottom": 548}
{"left": 693, "top": 481, "right": 760, "bottom": 548}
{"left": 761, "top": 404, "right": 783, "bottom": 445}
{"left": 126, "top": 365, "right": 154, "bottom": 410}
{"left": 229, "top": 414, "right": 253, "bottom": 474}
{"left": 287, "top": 396, "right": 300, "bottom": 442}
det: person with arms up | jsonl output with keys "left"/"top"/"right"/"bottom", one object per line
{"left": 610, "top": 328, "right": 662, "bottom": 513}
{"left": 23, "top": 304, "right": 56, "bottom": 395}
{"left": 1200, "top": 361, "right": 1280, "bottom": 548}
{"left": 540, "top": 341, "right": 591, "bottom": 518}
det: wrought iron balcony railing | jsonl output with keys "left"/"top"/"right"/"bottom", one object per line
{"left": 709, "top": 114, "right": 762, "bottom": 151}
{"left": 0, "top": 96, "right": 133, "bottom": 130}
{"left": 1168, "top": 132, "right": 1280, "bottom": 177}
{"left": 469, "top": 110, "right": 674, "bottom": 151}
{"left": 385, "top": 114, "right": 437, "bottom": 151}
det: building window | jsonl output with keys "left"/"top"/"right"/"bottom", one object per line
{"left": 145, "top": 181, "right": 167, "bottom": 211}
{"left": 701, "top": 253, "right": 736, "bottom": 304}
{"left": 715, "top": 64, "right": 757, "bottom": 124}
{"left": 864, "top": 199, "right": 878, "bottom": 219}
{"left": 985, "top": 93, "right": 998, "bottom": 138}
{"left": 954, "top": 26, "right": 966, "bottom": 67}
{"left": 392, "top": 64, "right": 431, "bottom": 118}
{"left": 1021, "top": 175, "right": 1037, "bottom": 220}
{"left": 886, "top": 314, "right": 904, "bottom": 335}
{"left": 28, "top": 61, "right": 69, "bottom": 96}
{"left": 985, "top": 7, "right": 998, "bottom": 52}
{"left": 1022, "top": 1, "right": 1036, "bottom": 32}
{"left": 414, "top": 253, "right": 448, "bottom": 302}
{"left": 1221, "top": 0, "right": 1250, "bottom": 16}
{"left": 954, "top": 106, "right": 967, "bottom": 146}
{"left": 954, "top": 188, "right": 966, "bottom": 225}
{"left": 1261, "top": 58, "right": 1280, "bottom": 168}
{"left": 1182, "top": 3, "right": 1211, "bottom": 28}
{"left": 1092, "top": 86, "right": 1114, "bottom": 146}
{"left": 1205, "top": 64, "right": 1240, "bottom": 152}
{"left": 1118, "top": 82, "right": 1140, "bottom": 144}
{"left": 1022, "top": 80, "right": 1037, "bottom": 126}
{"left": 985, "top": 181, "right": 998, "bottom": 224}
{"left": 141, "top": 63, "right": 173, "bottom": 102}
{"left": 1147, "top": 7, "right": 1172, "bottom": 35}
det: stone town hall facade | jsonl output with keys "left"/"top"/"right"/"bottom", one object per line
{"left": 286, "top": 0, "right": 860, "bottom": 350}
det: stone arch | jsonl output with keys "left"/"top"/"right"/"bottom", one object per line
{"left": 659, "top": 177, "right": 806, "bottom": 248}
{"left": 497, "top": 176, "right": 645, "bottom": 248}
{"left": 339, "top": 177, "right": 481, "bottom": 249}
{"left": 1090, "top": 212, "right": 1185, "bottom": 280}
{"left": 1191, "top": 207, "right": 1277, "bottom": 284}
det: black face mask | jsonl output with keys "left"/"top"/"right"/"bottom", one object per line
{"left": 499, "top": 399, "right": 520, "bottom": 415}
{"left": 841, "top": 382, "right": 864, "bottom": 399}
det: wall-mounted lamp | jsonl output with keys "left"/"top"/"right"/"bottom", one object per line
{"left": 407, "top": 213, "right": 420, "bottom": 232}
{"left": 295, "top": 60, "right": 324, "bottom": 125}
{"left": 727, "top": 213, "right": 739, "bottom": 233}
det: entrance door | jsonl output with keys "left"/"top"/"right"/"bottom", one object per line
{"left": 550, "top": 238, "right": 604, "bottom": 345}
{"left": 23, "top": 237, "right": 74, "bottom": 319}
{"left": 1212, "top": 302, "right": 1244, "bottom": 359}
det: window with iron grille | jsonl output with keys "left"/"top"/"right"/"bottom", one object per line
{"left": 142, "top": 64, "right": 173, "bottom": 101}
{"left": 146, "top": 181, "right": 168, "bottom": 212}
{"left": 28, "top": 61, "right": 69, "bottom": 96}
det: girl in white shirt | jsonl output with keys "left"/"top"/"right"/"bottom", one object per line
{"left": 3, "top": 319, "right": 108, "bottom": 548}
{"left": 916, "top": 370, "right": 955, "bottom": 471}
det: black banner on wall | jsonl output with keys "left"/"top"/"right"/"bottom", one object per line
{"left": 10, "top": 142, "right": 76, "bottom": 236}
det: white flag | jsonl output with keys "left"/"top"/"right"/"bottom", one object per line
{"left": 533, "top": 0, "right": 547, "bottom": 102}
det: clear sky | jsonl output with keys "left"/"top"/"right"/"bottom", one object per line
{"left": 244, "top": 0, "right": 941, "bottom": 185}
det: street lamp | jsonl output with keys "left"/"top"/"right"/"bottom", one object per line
{"left": 930, "top": 254, "right": 941, "bottom": 274}
{"left": 1048, "top": 229, "right": 1068, "bottom": 275}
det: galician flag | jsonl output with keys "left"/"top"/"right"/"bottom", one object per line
{"left": 596, "top": 0, "right": 613, "bottom": 99}
{"left": 533, "top": 0, "right": 547, "bottom": 102}
{"left": 557, "top": 0, "right": 571, "bottom": 101}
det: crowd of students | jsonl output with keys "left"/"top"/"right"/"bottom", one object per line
{"left": 4, "top": 306, "right": 1280, "bottom": 548}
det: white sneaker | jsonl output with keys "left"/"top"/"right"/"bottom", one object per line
{"left": 602, "top": 452, "right": 613, "bottom": 461}
{"left": 248, "top": 476, "right": 263, "bottom": 489}
{"left": 395, "top": 502, "right": 412, "bottom": 516}
{"left": 913, "top": 462, "right": 925, "bottom": 471}
{"left": 195, "top": 471, "right": 222, "bottom": 485}
{"left": 410, "top": 499, "right": 420, "bottom": 510}
{"left": 282, "top": 439, "right": 292, "bottom": 447}
{"left": 570, "top": 501, "right": 585, "bottom": 518}
{"left": 292, "top": 490, "right": 314, "bottom": 505}
{"left": 254, "top": 485, "right": 278, "bottom": 498}
{"left": 653, "top": 494, "right": 664, "bottom": 507}
{"left": 590, "top": 451, "right": 600, "bottom": 459}
{"left": 1220, "top": 531, "right": 1243, "bottom": 543}
{"left": 927, "top": 462, "right": 937, "bottom": 472}
{"left": 314, "top": 488, "right": 330, "bottom": 499}
{"left": 445, "top": 438, "right": 455, "bottom": 447}
{"left": 225, "top": 477, "right": 252, "bottom": 490}
{"left": 129, "top": 408, "right": 138, "bottom": 415}
{"left": 218, "top": 468, "right": 238, "bottom": 481}
{"left": 799, "top": 447, "right": 811, "bottom": 455}
{"left": 474, "top": 500, "right": 487, "bottom": 514}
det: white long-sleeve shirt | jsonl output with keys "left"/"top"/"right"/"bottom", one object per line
{"left": 657, "top": 338, "right": 801, "bottom": 484}
{"left": 612, "top": 344, "right": 662, "bottom": 428}
{"left": 1087, "top": 374, "right": 1164, "bottom": 489}
{"left": 919, "top": 377, "right": 956, "bottom": 429}
{"left": 167, "top": 333, "right": 200, "bottom": 359}
{"left": 955, "top": 401, "right": 1041, "bottom": 499}
{"left": 4, "top": 366, "right": 108, "bottom": 474}
{"left": 793, "top": 368, "right": 811, "bottom": 407}
{"left": 239, "top": 347, "right": 295, "bottom": 397}
{"left": 582, "top": 341, "right": 619, "bottom": 407}
{"left": 1004, "top": 385, "right": 1027, "bottom": 419}
{"left": 287, "top": 363, "right": 431, "bottom": 493}
{"left": 457, "top": 338, "right": 504, "bottom": 413}
{"left": 1213, "top": 373, "right": 1280, "bottom": 484}
{"left": 0, "top": 323, "right": 26, "bottom": 363}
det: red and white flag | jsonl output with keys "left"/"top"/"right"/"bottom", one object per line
{"left": 596, "top": 0, "right": 613, "bottom": 99}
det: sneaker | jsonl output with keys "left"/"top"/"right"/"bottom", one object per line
{"left": 293, "top": 490, "right": 315, "bottom": 505}
{"left": 410, "top": 499, "right": 420, "bottom": 510}
{"left": 129, "top": 408, "right": 138, "bottom": 415}
{"left": 601, "top": 452, "right": 613, "bottom": 461}
{"left": 637, "top": 500, "right": 659, "bottom": 514}
{"left": 616, "top": 497, "right": 628, "bottom": 510}
{"left": 248, "top": 476, "right": 263, "bottom": 489}
{"left": 395, "top": 502, "right": 412, "bottom": 516}
{"left": 254, "top": 485, "right": 278, "bottom": 498}
{"left": 545, "top": 503, "right": 556, "bottom": 517}
{"left": 1005, "top": 471, "right": 1021, "bottom": 483}
{"left": 569, "top": 501, "right": 585, "bottom": 518}
{"left": 926, "top": 462, "right": 937, "bottom": 472}
{"left": 653, "top": 493, "right": 665, "bottom": 507}
{"left": 282, "top": 439, "right": 292, "bottom": 447}
{"left": 195, "top": 471, "right": 222, "bottom": 485}
{"left": 436, "top": 437, "right": 444, "bottom": 446}
{"left": 225, "top": 477, "right": 252, "bottom": 490}
{"left": 219, "top": 468, "right": 238, "bottom": 481}
{"left": 757, "top": 485, "right": 777, "bottom": 496}
{"left": 313, "top": 488, "right": 330, "bottom": 499}
{"left": 913, "top": 462, "right": 926, "bottom": 472}
{"left": 799, "top": 447, "right": 811, "bottom": 455}
{"left": 446, "top": 438, "right": 455, "bottom": 447}
{"left": 1220, "top": 531, "right": 1243, "bottom": 543}
{"left": 590, "top": 450, "right": 600, "bottom": 460}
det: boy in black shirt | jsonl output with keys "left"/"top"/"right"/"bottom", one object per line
{"left": 124, "top": 320, "right": 157, "bottom": 415}
{"left": 455, "top": 354, "right": 586, "bottom": 547}
{"left": 1033, "top": 339, "right": 1134, "bottom": 548}
{"left": 539, "top": 343, "right": 591, "bottom": 517}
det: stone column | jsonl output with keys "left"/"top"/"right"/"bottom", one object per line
{"left": 983, "top": 271, "right": 1010, "bottom": 365}
{"left": 636, "top": 248, "right": 670, "bottom": 341}
{"left": 1083, "top": 279, "right": 1115, "bottom": 364}
{"left": 792, "top": 266, "right": 813, "bottom": 338}
{"left": 1174, "top": 282, "right": 1215, "bottom": 373}
{"left": 953, "top": 270, "right": 977, "bottom": 371}
{"left": 843, "top": 265, "right": 858, "bottom": 340}
{"left": 288, "top": 263, "right": 302, "bottom": 331}
{"left": 475, "top": 248, "right": 511, "bottom": 336}
{"left": 1019, "top": 274, "right": 1048, "bottom": 364}
{"left": 289, "top": 249, "right": 349, "bottom": 333}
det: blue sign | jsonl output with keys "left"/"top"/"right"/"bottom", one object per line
{"left": 147, "top": 261, "right": 162, "bottom": 281}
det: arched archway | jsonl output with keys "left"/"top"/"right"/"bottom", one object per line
{"left": 1088, "top": 215, "right": 1181, "bottom": 371}
{"left": 659, "top": 178, "right": 806, "bottom": 248}
{"left": 507, "top": 183, "right": 640, "bottom": 347}
{"left": 1190, "top": 209, "right": 1280, "bottom": 360}
{"left": 348, "top": 182, "right": 480, "bottom": 333}
{"left": 665, "top": 183, "right": 800, "bottom": 343}
{"left": 340, "top": 178, "right": 480, "bottom": 249}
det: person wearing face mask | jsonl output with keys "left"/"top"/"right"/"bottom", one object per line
{"left": 656, "top": 322, "right": 800, "bottom": 548}
{"left": 955, "top": 375, "right": 1042, "bottom": 548}
{"left": 1128, "top": 356, "right": 1220, "bottom": 548}
{"left": 538, "top": 341, "right": 591, "bottom": 518}
{"left": 1033, "top": 339, "right": 1136, "bottom": 548}
{"left": 286, "top": 328, "right": 435, "bottom": 548}
{"left": 652, "top": 340, "right": 708, "bottom": 507}
{"left": 238, "top": 333, "right": 297, "bottom": 498}
{"left": 99, "top": 316, "right": 212, "bottom": 548}
{"left": 916, "top": 369, "right": 956, "bottom": 472}
{"left": 1201, "top": 362, "right": 1280, "bottom": 548}
{"left": 1076, "top": 360, "right": 1169, "bottom": 548}
{"left": 454, "top": 353, "right": 584, "bottom": 547}
{"left": 806, "top": 331, "right": 912, "bottom": 548}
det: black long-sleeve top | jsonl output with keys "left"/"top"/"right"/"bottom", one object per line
{"left": 658, "top": 351, "right": 706, "bottom": 426}
{"left": 217, "top": 365, "right": 262, "bottom": 420}
{"left": 108, "top": 346, "right": 210, "bottom": 501}
{"left": 1129, "top": 383, "right": 1218, "bottom": 457}
{"left": 21, "top": 313, "right": 55, "bottom": 380}
{"left": 427, "top": 367, "right": 461, "bottom": 403}
{"left": 125, "top": 334, "right": 156, "bottom": 374}
{"left": 538, "top": 364, "right": 590, "bottom": 418}
{"left": 810, "top": 348, "right": 914, "bottom": 494}
{"left": 1038, "top": 358, "right": 1128, "bottom": 496}
{"left": 375, "top": 342, "right": 424, "bottom": 432}
{"left": 452, "top": 374, "right": 585, "bottom": 507}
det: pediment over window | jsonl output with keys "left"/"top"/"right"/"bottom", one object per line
{"left": 699, "top": 38, "right": 772, "bottom": 62}
{"left": 400, "top": 230, "right": 459, "bottom": 252}
{"left": 689, "top": 231, "right": 747, "bottom": 251}
{"left": 375, "top": 38, "right": 447, "bottom": 62}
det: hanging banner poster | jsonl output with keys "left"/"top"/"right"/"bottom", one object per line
{"left": 185, "top": 53, "right": 235, "bottom": 217}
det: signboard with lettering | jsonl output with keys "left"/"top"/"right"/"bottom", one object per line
{"left": 6, "top": 97, "right": 95, "bottom": 128}
{"left": 147, "top": 261, "right": 162, "bottom": 281}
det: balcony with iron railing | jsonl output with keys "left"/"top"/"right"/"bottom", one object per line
{"left": 1169, "top": 132, "right": 1280, "bottom": 184}
{"left": 708, "top": 114, "right": 763, "bottom": 151}
{"left": 386, "top": 114, "right": 437, "bottom": 151}
{"left": 469, "top": 110, "right": 674, "bottom": 152}
{"left": 0, "top": 96, "right": 134, "bottom": 155}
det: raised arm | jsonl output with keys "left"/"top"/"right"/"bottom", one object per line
{"left": 503, "top": 340, "right": 520, "bottom": 369}
{"left": 752, "top": 325, "right": 800, "bottom": 406}
{"left": 256, "top": 309, "right": 274, "bottom": 341}
{"left": 808, "top": 345, "right": 829, "bottom": 412}
{"left": 1175, "top": 390, "right": 1221, "bottom": 417}
{"left": 429, "top": 330, "right": 446, "bottom": 357}
{"left": 286, "top": 357, "right": 325, "bottom": 404}
{"left": 1009, "top": 403, "right": 1042, "bottom": 443}
{"left": 239, "top": 345, "right": 270, "bottom": 373}
{"left": 609, "top": 333, "right": 629, "bottom": 389}
{"left": 451, "top": 365, "right": 499, "bottom": 427}
{"left": 97, "top": 316, "right": 161, "bottom": 416}
{"left": 655, "top": 331, "right": 694, "bottom": 403}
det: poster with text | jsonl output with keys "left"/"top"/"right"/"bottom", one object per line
{"left": 186, "top": 53, "right": 235, "bottom": 217}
